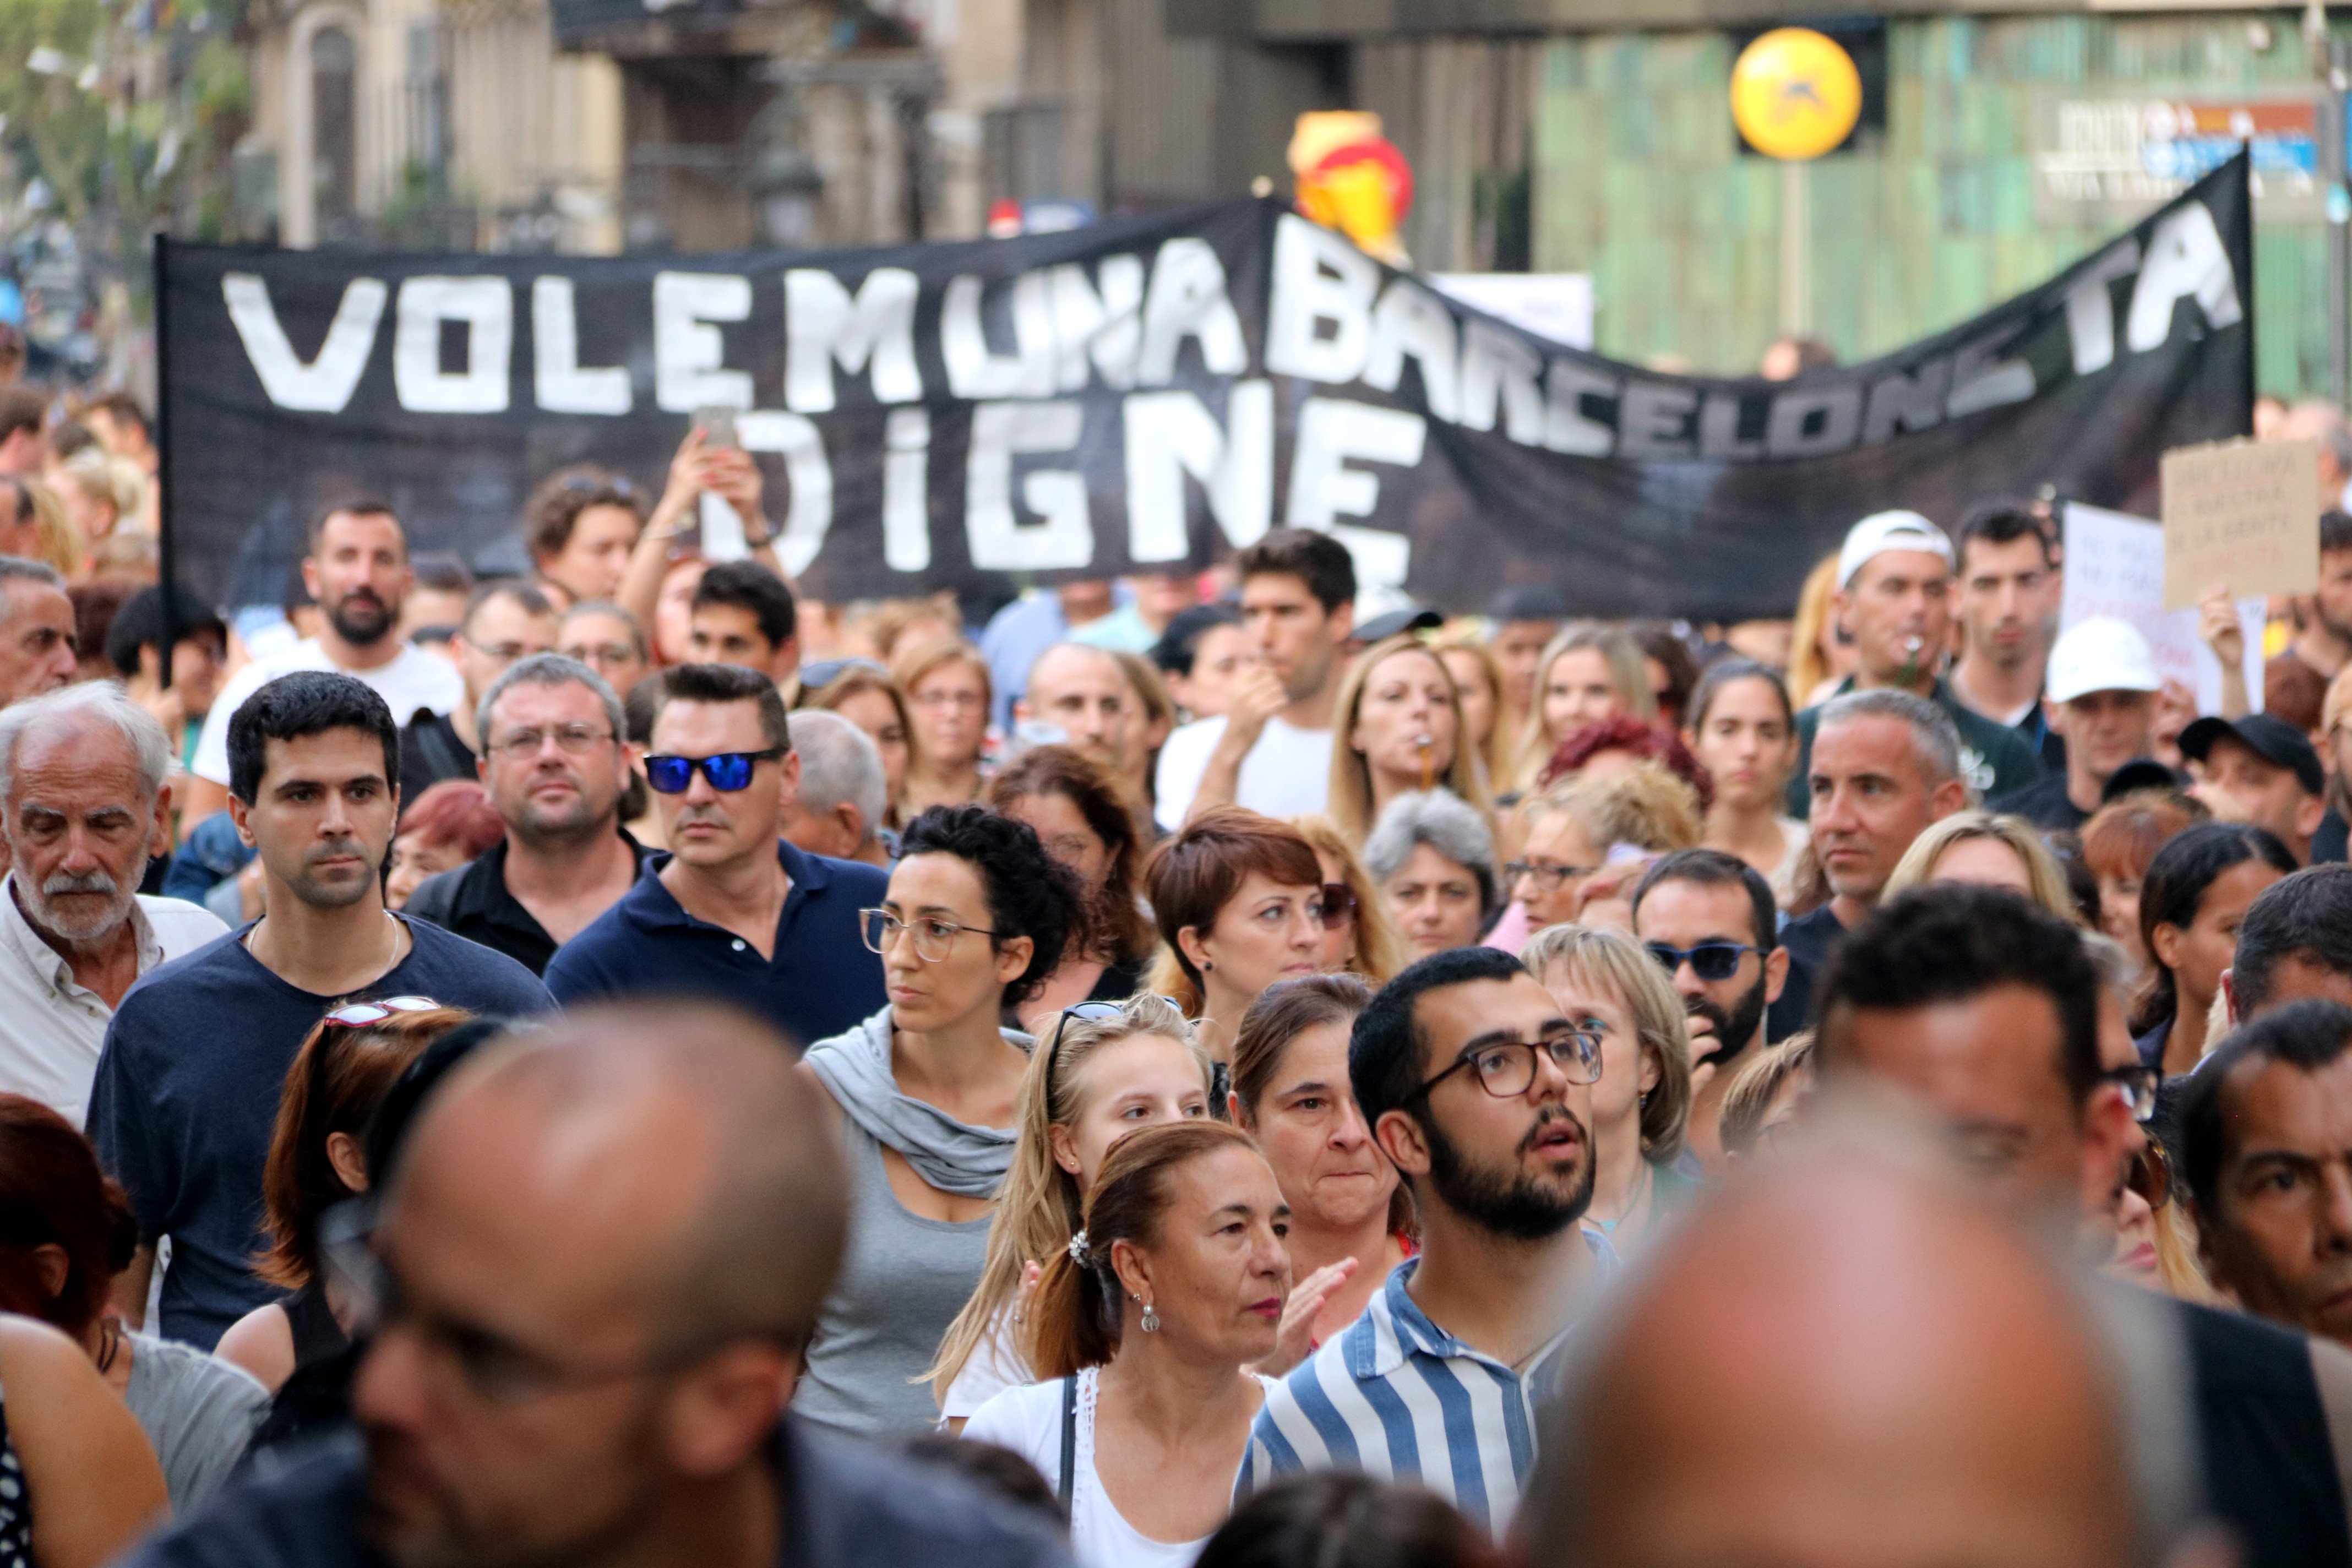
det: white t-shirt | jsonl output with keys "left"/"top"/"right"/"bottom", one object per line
{"left": 941, "top": 1309, "right": 1028, "bottom": 1422}
{"left": 964, "top": 1368, "right": 1273, "bottom": 1568}
{"left": 193, "top": 639, "right": 466, "bottom": 786}
{"left": 1153, "top": 716, "right": 1333, "bottom": 832}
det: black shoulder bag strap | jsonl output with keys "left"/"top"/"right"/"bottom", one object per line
{"left": 1057, "top": 1374, "right": 1078, "bottom": 1505}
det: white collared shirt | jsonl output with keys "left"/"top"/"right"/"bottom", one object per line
{"left": 0, "top": 876, "right": 227, "bottom": 1126}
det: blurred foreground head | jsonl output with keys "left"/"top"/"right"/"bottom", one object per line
{"left": 1522, "top": 1112, "right": 2213, "bottom": 1568}
{"left": 350, "top": 1003, "right": 847, "bottom": 1568}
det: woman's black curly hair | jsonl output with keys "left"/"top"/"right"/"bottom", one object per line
{"left": 898, "top": 803, "right": 1084, "bottom": 1006}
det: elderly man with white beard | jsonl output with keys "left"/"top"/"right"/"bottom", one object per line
{"left": 0, "top": 683, "right": 224, "bottom": 1123}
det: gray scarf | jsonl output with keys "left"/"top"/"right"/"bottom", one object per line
{"left": 802, "top": 1006, "right": 1031, "bottom": 1199}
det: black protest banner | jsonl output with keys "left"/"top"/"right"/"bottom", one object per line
{"left": 157, "top": 153, "right": 2251, "bottom": 620}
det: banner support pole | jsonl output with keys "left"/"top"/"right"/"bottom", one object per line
{"left": 152, "top": 232, "right": 173, "bottom": 693}
{"left": 1780, "top": 159, "right": 1811, "bottom": 337}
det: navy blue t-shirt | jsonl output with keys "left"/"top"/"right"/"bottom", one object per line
{"left": 86, "top": 916, "right": 552, "bottom": 1349}
{"left": 544, "top": 839, "right": 888, "bottom": 1050}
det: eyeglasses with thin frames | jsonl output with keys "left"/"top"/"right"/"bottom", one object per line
{"left": 860, "top": 908, "right": 1000, "bottom": 963}
{"left": 486, "top": 725, "right": 616, "bottom": 761}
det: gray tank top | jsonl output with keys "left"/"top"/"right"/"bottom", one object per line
{"left": 795, "top": 1116, "right": 993, "bottom": 1435}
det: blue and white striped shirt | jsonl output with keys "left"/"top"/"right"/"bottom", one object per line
{"left": 1237, "top": 1239, "right": 1616, "bottom": 1534}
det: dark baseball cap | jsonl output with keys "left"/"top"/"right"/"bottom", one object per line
{"left": 1355, "top": 605, "right": 1445, "bottom": 644}
{"left": 2177, "top": 713, "right": 2325, "bottom": 797}
{"left": 2099, "top": 758, "right": 2185, "bottom": 805}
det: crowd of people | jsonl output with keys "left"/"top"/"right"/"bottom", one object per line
{"left": 3, "top": 390, "right": 2352, "bottom": 1566}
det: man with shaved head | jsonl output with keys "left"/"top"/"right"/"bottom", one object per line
{"left": 1525, "top": 1128, "right": 2207, "bottom": 1568}
{"left": 121, "top": 1004, "right": 1071, "bottom": 1568}
{"left": 1814, "top": 884, "right": 2352, "bottom": 1568}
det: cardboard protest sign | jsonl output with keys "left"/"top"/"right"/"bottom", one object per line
{"left": 2160, "top": 437, "right": 2320, "bottom": 610}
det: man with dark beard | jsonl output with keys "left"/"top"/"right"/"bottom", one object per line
{"left": 1240, "top": 946, "right": 1610, "bottom": 1534}
{"left": 1631, "top": 848, "right": 1787, "bottom": 1171}
{"left": 402, "top": 655, "right": 649, "bottom": 973}
{"left": 182, "top": 502, "right": 464, "bottom": 834}
{"left": 0, "top": 684, "right": 225, "bottom": 1125}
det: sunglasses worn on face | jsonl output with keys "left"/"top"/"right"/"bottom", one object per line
{"left": 1644, "top": 941, "right": 1761, "bottom": 983}
{"left": 1316, "top": 883, "right": 1355, "bottom": 930}
{"left": 644, "top": 748, "right": 785, "bottom": 793}
{"left": 2127, "top": 1140, "right": 2173, "bottom": 1210}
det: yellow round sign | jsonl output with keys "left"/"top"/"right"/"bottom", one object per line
{"left": 1731, "top": 28, "right": 1863, "bottom": 161}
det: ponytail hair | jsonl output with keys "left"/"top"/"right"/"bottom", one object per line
{"left": 1022, "top": 1119, "right": 1260, "bottom": 1379}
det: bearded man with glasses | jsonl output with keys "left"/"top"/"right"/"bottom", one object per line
{"left": 545, "top": 662, "right": 886, "bottom": 1045}
{"left": 403, "top": 654, "right": 650, "bottom": 975}
{"left": 1241, "top": 945, "right": 1612, "bottom": 1535}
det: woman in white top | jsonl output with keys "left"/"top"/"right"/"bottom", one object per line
{"left": 929, "top": 994, "right": 1217, "bottom": 1427}
{"left": 1683, "top": 658, "right": 1809, "bottom": 908}
{"left": 963, "top": 1121, "right": 1290, "bottom": 1568}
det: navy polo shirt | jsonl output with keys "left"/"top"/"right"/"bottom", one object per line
{"left": 544, "top": 838, "right": 888, "bottom": 1050}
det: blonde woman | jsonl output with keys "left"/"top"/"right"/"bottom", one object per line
{"left": 1433, "top": 634, "right": 1512, "bottom": 791}
{"left": 1511, "top": 625, "right": 1654, "bottom": 794}
{"left": 0, "top": 476, "right": 80, "bottom": 580}
{"left": 894, "top": 638, "right": 994, "bottom": 814}
{"left": 1882, "top": 810, "right": 2076, "bottom": 920}
{"left": 1327, "top": 633, "right": 1490, "bottom": 846}
{"left": 1292, "top": 814, "right": 1407, "bottom": 988}
{"left": 1787, "top": 552, "right": 1851, "bottom": 705}
{"left": 1522, "top": 923, "right": 1700, "bottom": 1255}
{"left": 929, "top": 994, "right": 1217, "bottom": 1429}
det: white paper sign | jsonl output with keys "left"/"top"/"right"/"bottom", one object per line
{"left": 2062, "top": 502, "right": 2264, "bottom": 717}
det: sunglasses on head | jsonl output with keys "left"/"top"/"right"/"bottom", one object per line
{"left": 324, "top": 995, "right": 444, "bottom": 1028}
{"left": 1041, "top": 998, "right": 1184, "bottom": 1109}
{"left": 644, "top": 747, "right": 786, "bottom": 794}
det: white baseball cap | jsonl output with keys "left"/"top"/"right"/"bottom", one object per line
{"left": 1837, "top": 510, "right": 1955, "bottom": 589}
{"left": 2046, "top": 617, "right": 2161, "bottom": 704}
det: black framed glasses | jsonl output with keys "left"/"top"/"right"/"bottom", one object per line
{"left": 1412, "top": 1027, "right": 1603, "bottom": 1101}
{"left": 801, "top": 657, "right": 888, "bottom": 691}
{"left": 1505, "top": 860, "right": 1594, "bottom": 892}
{"left": 2101, "top": 1064, "right": 2160, "bottom": 1124}
{"left": 1643, "top": 941, "right": 1762, "bottom": 983}
{"left": 644, "top": 747, "right": 785, "bottom": 794}
{"left": 860, "top": 907, "right": 999, "bottom": 962}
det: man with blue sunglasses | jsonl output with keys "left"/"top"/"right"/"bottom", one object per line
{"left": 545, "top": 662, "right": 887, "bottom": 1045}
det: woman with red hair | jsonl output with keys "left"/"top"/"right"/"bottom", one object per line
{"left": 386, "top": 779, "right": 505, "bottom": 910}
{"left": 1537, "top": 714, "right": 1713, "bottom": 810}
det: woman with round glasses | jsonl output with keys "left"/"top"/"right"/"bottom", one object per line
{"left": 801, "top": 804, "right": 1084, "bottom": 1435}
{"left": 1521, "top": 924, "right": 1697, "bottom": 1255}
{"left": 897, "top": 638, "right": 994, "bottom": 815}
{"left": 1144, "top": 808, "right": 1331, "bottom": 1065}
{"left": 215, "top": 999, "right": 471, "bottom": 1396}
{"left": 929, "top": 994, "right": 1216, "bottom": 1429}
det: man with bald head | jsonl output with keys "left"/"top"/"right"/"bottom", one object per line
{"left": 1815, "top": 884, "right": 2352, "bottom": 1568}
{"left": 1014, "top": 641, "right": 1136, "bottom": 786}
{"left": 1526, "top": 1131, "right": 2204, "bottom": 1568}
{"left": 122, "top": 1003, "right": 1071, "bottom": 1568}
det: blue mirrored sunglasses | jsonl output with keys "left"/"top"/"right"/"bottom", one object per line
{"left": 644, "top": 747, "right": 785, "bottom": 794}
